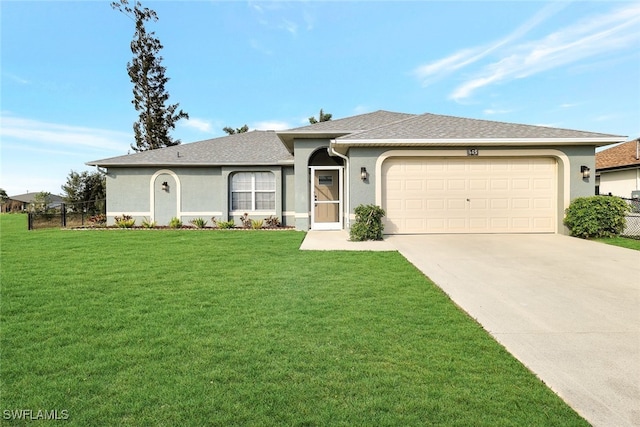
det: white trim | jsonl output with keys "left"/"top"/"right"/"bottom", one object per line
{"left": 295, "top": 212, "right": 309, "bottom": 219}
{"left": 230, "top": 171, "right": 277, "bottom": 212}
{"left": 336, "top": 137, "right": 624, "bottom": 146}
{"left": 150, "top": 169, "right": 181, "bottom": 221}
{"left": 107, "top": 211, "right": 151, "bottom": 217}
{"left": 328, "top": 143, "right": 350, "bottom": 228}
{"left": 229, "top": 210, "right": 276, "bottom": 216}
{"left": 310, "top": 166, "right": 344, "bottom": 230}
{"left": 375, "top": 149, "right": 571, "bottom": 233}
{"left": 181, "top": 212, "right": 223, "bottom": 217}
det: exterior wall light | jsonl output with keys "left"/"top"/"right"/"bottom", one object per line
{"left": 360, "top": 167, "right": 368, "bottom": 181}
{"left": 161, "top": 181, "right": 169, "bottom": 191}
{"left": 580, "top": 166, "right": 591, "bottom": 179}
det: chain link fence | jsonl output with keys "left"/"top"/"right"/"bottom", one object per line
{"left": 621, "top": 197, "right": 640, "bottom": 239}
{"left": 27, "top": 200, "right": 106, "bottom": 230}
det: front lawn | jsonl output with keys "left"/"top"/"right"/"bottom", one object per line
{"left": 595, "top": 236, "right": 640, "bottom": 251}
{"left": 0, "top": 214, "right": 587, "bottom": 426}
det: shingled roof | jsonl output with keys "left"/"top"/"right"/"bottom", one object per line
{"left": 277, "top": 110, "right": 416, "bottom": 151}
{"left": 336, "top": 113, "right": 623, "bottom": 142}
{"left": 87, "top": 110, "right": 627, "bottom": 167}
{"left": 596, "top": 138, "right": 640, "bottom": 171}
{"left": 87, "top": 130, "right": 293, "bottom": 167}
{"left": 285, "top": 110, "right": 416, "bottom": 133}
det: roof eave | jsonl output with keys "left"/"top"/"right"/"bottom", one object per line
{"left": 276, "top": 131, "right": 356, "bottom": 153}
{"left": 333, "top": 137, "right": 626, "bottom": 147}
{"left": 85, "top": 160, "right": 294, "bottom": 168}
{"left": 596, "top": 163, "right": 640, "bottom": 172}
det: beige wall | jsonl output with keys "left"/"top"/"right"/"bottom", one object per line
{"left": 598, "top": 168, "right": 640, "bottom": 198}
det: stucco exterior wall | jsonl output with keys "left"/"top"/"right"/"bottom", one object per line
{"left": 293, "top": 139, "right": 333, "bottom": 230}
{"left": 105, "top": 165, "right": 293, "bottom": 227}
{"left": 598, "top": 169, "right": 640, "bottom": 198}
{"left": 282, "top": 166, "right": 295, "bottom": 226}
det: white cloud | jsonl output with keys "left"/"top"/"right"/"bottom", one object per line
{"left": 448, "top": 4, "right": 640, "bottom": 101}
{"left": 0, "top": 114, "right": 131, "bottom": 154}
{"left": 4, "top": 73, "right": 30, "bottom": 85}
{"left": 353, "top": 105, "right": 373, "bottom": 115}
{"left": 252, "top": 120, "right": 292, "bottom": 131}
{"left": 483, "top": 108, "right": 513, "bottom": 115}
{"left": 279, "top": 19, "right": 298, "bottom": 35}
{"left": 249, "top": 39, "right": 273, "bottom": 55}
{"left": 182, "top": 117, "right": 214, "bottom": 133}
{"left": 413, "top": 2, "right": 568, "bottom": 86}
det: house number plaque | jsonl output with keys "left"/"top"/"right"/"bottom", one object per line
{"left": 467, "top": 148, "right": 479, "bottom": 156}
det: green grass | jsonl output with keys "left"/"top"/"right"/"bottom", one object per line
{"left": 595, "top": 236, "right": 640, "bottom": 251}
{"left": 1, "top": 214, "right": 588, "bottom": 426}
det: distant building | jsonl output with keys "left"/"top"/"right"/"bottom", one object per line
{"left": 1, "top": 192, "right": 64, "bottom": 213}
{"left": 596, "top": 138, "right": 640, "bottom": 198}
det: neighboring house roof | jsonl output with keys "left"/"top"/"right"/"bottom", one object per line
{"left": 8, "top": 192, "right": 64, "bottom": 204}
{"left": 335, "top": 113, "right": 624, "bottom": 144}
{"left": 87, "top": 130, "right": 294, "bottom": 167}
{"left": 596, "top": 138, "right": 640, "bottom": 171}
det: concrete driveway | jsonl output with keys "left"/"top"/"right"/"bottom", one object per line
{"left": 385, "top": 234, "right": 640, "bottom": 427}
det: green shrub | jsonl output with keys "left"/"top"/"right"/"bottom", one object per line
{"left": 114, "top": 214, "right": 135, "bottom": 228}
{"left": 564, "top": 196, "right": 630, "bottom": 238}
{"left": 349, "top": 204, "right": 386, "bottom": 241}
{"left": 189, "top": 217, "right": 208, "bottom": 228}
{"left": 141, "top": 217, "right": 157, "bottom": 228}
{"left": 169, "top": 217, "right": 183, "bottom": 229}
{"left": 217, "top": 220, "right": 235, "bottom": 229}
{"left": 251, "top": 219, "right": 264, "bottom": 229}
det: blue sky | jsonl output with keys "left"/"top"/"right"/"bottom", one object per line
{"left": 1, "top": 1, "right": 639, "bottom": 196}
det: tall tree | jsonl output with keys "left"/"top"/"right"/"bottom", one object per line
{"left": 0, "top": 188, "right": 8, "bottom": 213}
{"left": 223, "top": 124, "right": 249, "bottom": 135}
{"left": 31, "top": 192, "right": 52, "bottom": 213}
{"left": 308, "top": 108, "right": 332, "bottom": 124}
{"left": 61, "top": 170, "right": 106, "bottom": 214}
{"left": 112, "top": 0, "right": 188, "bottom": 152}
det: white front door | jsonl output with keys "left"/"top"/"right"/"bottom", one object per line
{"left": 310, "top": 167, "right": 343, "bottom": 230}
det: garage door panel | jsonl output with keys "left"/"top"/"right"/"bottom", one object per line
{"left": 405, "top": 199, "right": 424, "bottom": 210}
{"left": 533, "top": 198, "right": 553, "bottom": 209}
{"left": 490, "top": 217, "right": 509, "bottom": 229}
{"left": 446, "top": 199, "right": 466, "bottom": 210}
{"left": 491, "top": 179, "right": 509, "bottom": 190}
{"left": 512, "top": 178, "right": 531, "bottom": 190}
{"left": 405, "top": 180, "right": 424, "bottom": 191}
{"left": 447, "top": 218, "right": 467, "bottom": 230}
{"left": 427, "top": 180, "right": 445, "bottom": 190}
{"left": 491, "top": 199, "right": 510, "bottom": 209}
{"left": 469, "top": 217, "right": 489, "bottom": 229}
{"left": 447, "top": 179, "right": 466, "bottom": 190}
{"left": 447, "top": 162, "right": 466, "bottom": 172}
{"left": 382, "top": 157, "right": 557, "bottom": 234}
{"left": 533, "top": 178, "right": 553, "bottom": 190}
{"left": 534, "top": 217, "right": 554, "bottom": 229}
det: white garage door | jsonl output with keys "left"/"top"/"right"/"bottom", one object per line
{"left": 382, "top": 157, "right": 557, "bottom": 234}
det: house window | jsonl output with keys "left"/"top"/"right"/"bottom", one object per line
{"left": 231, "top": 172, "right": 276, "bottom": 211}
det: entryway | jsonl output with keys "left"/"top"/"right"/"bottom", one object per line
{"left": 310, "top": 167, "right": 343, "bottom": 230}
